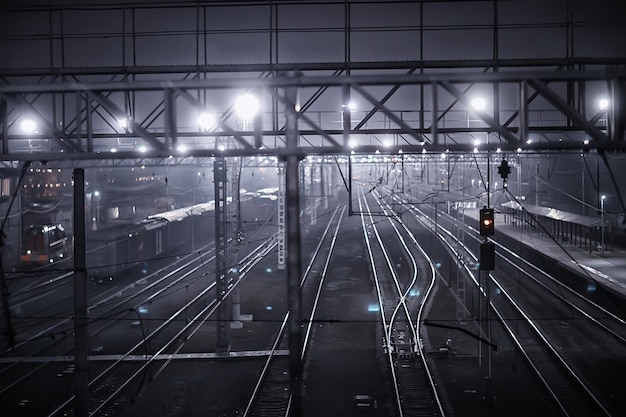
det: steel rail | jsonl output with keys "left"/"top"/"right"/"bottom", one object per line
{"left": 375, "top": 191, "right": 448, "bottom": 417}
{"left": 396, "top": 193, "right": 616, "bottom": 417}
{"left": 358, "top": 193, "right": 402, "bottom": 416}
{"left": 52, "top": 236, "right": 278, "bottom": 416}
{"left": 243, "top": 206, "right": 342, "bottom": 417}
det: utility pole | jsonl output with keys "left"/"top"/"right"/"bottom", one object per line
{"left": 284, "top": 72, "right": 303, "bottom": 417}
{"left": 73, "top": 168, "right": 89, "bottom": 417}
{"left": 214, "top": 157, "right": 230, "bottom": 352}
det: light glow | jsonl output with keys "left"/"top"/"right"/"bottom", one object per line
{"left": 20, "top": 118, "right": 37, "bottom": 134}
{"left": 598, "top": 98, "right": 610, "bottom": 110}
{"left": 470, "top": 97, "right": 487, "bottom": 111}
{"left": 235, "top": 94, "right": 260, "bottom": 120}
{"left": 118, "top": 118, "right": 129, "bottom": 129}
{"left": 198, "top": 112, "right": 217, "bottom": 131}
{"left": 345, "top": 102, "right": 357, "bottom": 111}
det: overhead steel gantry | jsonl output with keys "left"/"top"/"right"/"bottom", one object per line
{"left": 0, "top": 65, "right": 625, "bottom": 168}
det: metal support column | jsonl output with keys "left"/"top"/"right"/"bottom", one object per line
{"left": 320, "top": 158, "right": 327, "bottom": 209}
{"left": 484, "top": 268, "right": 494, "bottom": 404}
{"left": 73, "top": 168, "right": 89, "bottom": 417}
{"left": 277, "top": 162, "right": 286, "bottom": 270}
{"left": 343, "top": 83, "right": 353, "bottom": 216}
{"left": 608, "top": 78, "right": 624, "bottom": 142}
{"left": 1, "top": 99, "right": 8, "bottom": 154}
{"left": 230, "top": 158, "right": 242, "bottom": 324}
{"left": 214, "top": 157, "right": 230, "bottom": 352}
{"left": 456, "top": 204, "right": 466, "bottom": 322}
{"left": 285, "top": 74, "right": 303, "bottom": 417}
{"left": 164, "top": 88, "right": 177, "bottom": 148}
{"left": 310, "top": 165, "right": 317, "bottom": 225}
{"left": 348, "top": 155, "right": 353, "bottom": 215}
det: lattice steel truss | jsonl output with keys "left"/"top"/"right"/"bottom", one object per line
{"left": 0, "top": 67, "right": 624, "bottom": 165}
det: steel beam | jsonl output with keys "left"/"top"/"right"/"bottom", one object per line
{"left": 284, "top": 74, "right": 303, "bottom": 417}
{"left": 89, "top": 91, "right": 167, "bottom": 151}
{"left": 214, "top": 156, "right": 230, "bottom": 352}
{"left": 528, "top": 78, "right": 609, "bottom": 143}
{"left": 73, "top": 168, "right": 89, "bottom": 417}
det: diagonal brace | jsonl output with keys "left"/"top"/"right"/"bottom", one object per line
{"left": 439, "top": 81, "right": 519, "bottom": 143}
{"left": 175, "top": 88, "right": 254, "bottom": 150}
{"left": 351, "top": 83, "right": 428, "bottom": 144}
{"left": 0, "top": 92, "right": 82, "bottom": 152}
{"left": 274, "top": 93, "right": 341, "bottom": 147}
{"left": 528, "top": 78, "right": 609, "bottom": 143}
{"left": 90, "top": 91, "right": 167, "bottom": 151}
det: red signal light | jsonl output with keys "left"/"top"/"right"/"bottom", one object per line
{"left": 479, "top": 207, "right": 495, "bottom": 236}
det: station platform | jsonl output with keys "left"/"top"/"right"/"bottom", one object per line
{"left": 466, "top": 208, "right": 626, "bottom": 299}
{"left": 423, "top": 207, "right": 626, "bottom": 416}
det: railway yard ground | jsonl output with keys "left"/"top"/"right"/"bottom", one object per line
{"left": 2, "top": 192, "right": 625, "bottom": 417}
{"left": 103, "top": 199, "right": 625, "bottom": 417}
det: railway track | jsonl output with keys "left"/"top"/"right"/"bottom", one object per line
{"left": 0, "top": 223, "right": 278, "bottom": 416}
{"left": 393, "top": 191, "right": 625, "bottom": 416}
{"left": 244, "top": 206, "right": 344, "bottom": 417}
{"left": 360, "top": 188, "right": 444, "bottom": 417}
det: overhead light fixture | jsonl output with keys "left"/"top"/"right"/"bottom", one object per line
{"left": 470, "top": 97, "right": 487, "bottom": 111}
{"left": 598, "top": 98, "right": 609, "bottom": 110}
{"left": 198, "top": 111, "right": 217, "bottom": 132}
{"left": 235, "top": 93, "right": 260, "bottom": 120}
{"left": 118, "top": 117, "right": 129, "bottom": 129}
{"left": 20, "top": 118, "right": 37, "bottom": 134}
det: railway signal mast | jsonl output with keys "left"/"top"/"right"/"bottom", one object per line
{"left": 479, "top": 205, "right": 496, "bottom": 403}
{"left": 497, "top": 158, "right": 512, "bottom": 188}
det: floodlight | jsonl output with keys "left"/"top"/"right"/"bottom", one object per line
{"left": 21, "top": 118, "right": 37, "bottom": 134}
{"left": 470, "top": 97, "right": 487, "bottom": 111}
{"left": 198, "top": 112, "right": 217, "bottom": 131}
{"left": 345, "top": 102, "right": 357, "bottom": 111}
{"left": 235, "top": 94, "right": 260, "bottom": 120}
{"left": 598, "top": 98, "right": 609, "bottom": 110}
